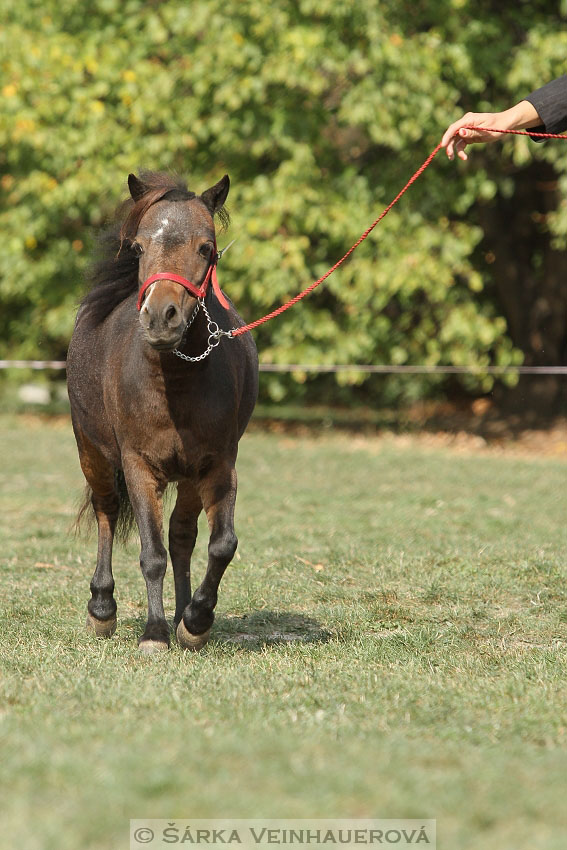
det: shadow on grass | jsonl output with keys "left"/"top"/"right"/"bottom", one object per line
{"left": 119, "top": 610, "right": 331, "bottom": 651}
{"left": 212, "top": 610, "right": 331, "bottom": 650}
{"left": 251, "top": 399, "right": 566, "bottom": 442}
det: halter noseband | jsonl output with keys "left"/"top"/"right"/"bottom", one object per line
{"left": 136, "top": 241, "right": 230, "bottom": 311}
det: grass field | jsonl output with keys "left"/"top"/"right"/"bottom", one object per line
{"left": 1, "top": 413, "right": 566, "bottom": 850}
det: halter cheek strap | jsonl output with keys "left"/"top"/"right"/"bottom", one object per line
{"left": 136, "top": 243, "right": 230, "bottom": 311}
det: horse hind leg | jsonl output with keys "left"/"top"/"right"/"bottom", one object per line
{"left": 177, "top": 463, "right": 238, "bottom": 651}
{"left": 86, "top": 487, "right": 119, "bottom": 638}
{"left": 76, "top": 436, "right": 119, "bottom": 638}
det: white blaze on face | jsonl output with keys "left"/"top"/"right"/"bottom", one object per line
{"left": 154, "top": 216, "right": 169, "bottom": 240}
{"left": 141, "top": 282, "right": 157, "bottom": 314}
{"left": 141, "top": 215, "right": 171, "bottom": 313}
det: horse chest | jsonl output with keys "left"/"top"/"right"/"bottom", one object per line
{"left": 114, "top": 367, "right": 236, "bottom": 479}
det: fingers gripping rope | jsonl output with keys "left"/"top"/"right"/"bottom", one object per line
{"left": 230, "top": 127, "right": 567, "bottom": 339}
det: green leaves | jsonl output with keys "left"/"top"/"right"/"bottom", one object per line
{"left": 1, "top": 0, "right": 561, "bottom": 401}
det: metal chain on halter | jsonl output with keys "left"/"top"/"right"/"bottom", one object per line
{"left": 172, "top": 298, "right": 233, "bottom": 363}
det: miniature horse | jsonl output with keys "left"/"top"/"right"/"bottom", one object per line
{"left": 67, "top": 172, "right": 258, "bottom": 653}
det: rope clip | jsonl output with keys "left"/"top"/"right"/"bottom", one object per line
{"left": 216, "top": 239, "right": 236, "bottom": 262}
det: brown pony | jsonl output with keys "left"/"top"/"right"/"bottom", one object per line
{"left": 67, "top": 172, "right": 258, "bottom": 653}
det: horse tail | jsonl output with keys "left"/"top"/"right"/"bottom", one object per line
{"left": 74, "top": 469, "right": 137, "bottom": 545}
{"left": 74, "top": 485, "right": 96, "bottom": 538}
{"left": 114, "top": 469, "right": 137, "bottom": 545}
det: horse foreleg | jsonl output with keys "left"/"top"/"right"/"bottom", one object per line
{"left": 169, "top": 481, "right": 202, "bottom": 628}
{"left": 177, "top": 463, "right": 238, "bottom": 651}
{"left": 122, "top": 455, "right": 169, "bottom": 653}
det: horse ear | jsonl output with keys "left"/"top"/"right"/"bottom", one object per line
{"left": 201, "top": 175, "right": 230, "bottom": 215}
{"left": 128, "top": 173, "right": 149, "bottom": 202}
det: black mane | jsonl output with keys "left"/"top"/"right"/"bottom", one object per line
{"left": 80, "top": 172, "right": 227, "bottom": 326}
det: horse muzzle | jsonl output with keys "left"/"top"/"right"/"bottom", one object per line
{"left": 139, "top": 294, "right": 191, "bottom": 351}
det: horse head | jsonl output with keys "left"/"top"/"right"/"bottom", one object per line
{"left": 128, "top": 173, "right": 230, "bottom": 351}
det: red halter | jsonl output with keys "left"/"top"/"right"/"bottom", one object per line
{"left": 136, "top": 243, "right": 229, "bottom": 311}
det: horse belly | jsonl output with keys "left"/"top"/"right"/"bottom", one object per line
{"left": 67, "top": 319, "right": 121, "bottom": 465}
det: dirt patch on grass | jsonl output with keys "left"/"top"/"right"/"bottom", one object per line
{"left": 377, "top": 424, "right": 567, "bottom": 458}
{"left": 252, "top": 400, "right": 567, "bottom": 458}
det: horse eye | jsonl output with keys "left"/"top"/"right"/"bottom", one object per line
{"left": 199, "top": 242, "right": 213, "bottom": 259}
{"left": 131, "top": 241, "right": 144, "bottom": 257}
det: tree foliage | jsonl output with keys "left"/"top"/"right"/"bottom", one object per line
{"left": 2, "top": 0, "right": 567, "bottom": 405}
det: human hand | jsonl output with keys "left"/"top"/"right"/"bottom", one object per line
{"left": 441, "top": 101, "right": 542, "bottom": 161}
{"left": 441, "top": 112, "right": 508, "bottom": 161}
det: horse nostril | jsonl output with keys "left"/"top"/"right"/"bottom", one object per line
{"left": 164, "top": 304, "right": 179, "bottom": 325}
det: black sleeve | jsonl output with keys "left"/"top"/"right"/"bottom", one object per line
{"left": 524, "top": 75, "right": 567, "bottom": 140}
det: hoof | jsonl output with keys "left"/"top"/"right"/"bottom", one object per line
{"left": 176, "top": 619, "right": 211, "bottom": 651}
{"left": 138, "top": 639, "right": 170, "bottom": 655}
{"left": 86, "top": 611, "right": 117, "bottom": 638}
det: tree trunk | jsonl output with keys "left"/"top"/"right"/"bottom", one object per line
{"left": 478, "top": 159, "right": 567, "bottom": 416}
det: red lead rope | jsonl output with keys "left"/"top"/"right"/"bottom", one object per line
{"left": 230, "top": 126, "right": 567, "bottom": 338}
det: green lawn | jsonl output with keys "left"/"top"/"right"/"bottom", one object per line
{"left": 0, "top": 414, "right": 566, "bottom": 850}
